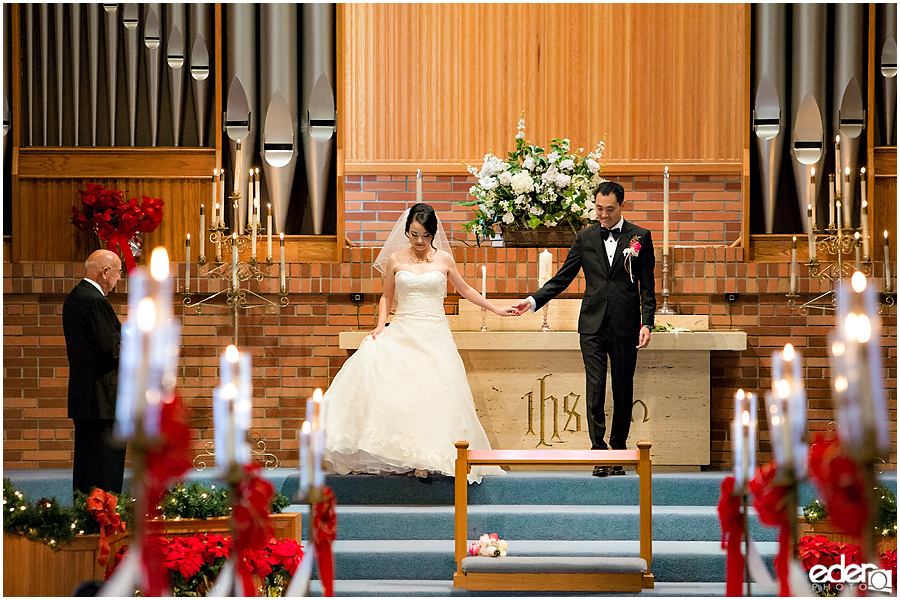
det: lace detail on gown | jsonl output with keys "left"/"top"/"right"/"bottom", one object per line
{"left": 323, "top": 270, "right": 503, "bottom": 483}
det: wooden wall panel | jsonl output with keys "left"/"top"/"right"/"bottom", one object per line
{"left": 342, "top": 3, "right": 746, "bottom": 173}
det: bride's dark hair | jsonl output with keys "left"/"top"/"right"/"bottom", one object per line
{"left": 405, "top": 203, "right": 439, "bottom": 248}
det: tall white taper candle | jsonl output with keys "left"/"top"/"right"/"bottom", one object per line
{"left": 663, "top": 166, "right": 670, "bottom": 254}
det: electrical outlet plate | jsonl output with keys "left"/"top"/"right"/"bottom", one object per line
{"left": 351, "top": 293, "right": 363, "bottom": 303}
{"left": 725, "top": 293, "right": 740, "bottom": 303}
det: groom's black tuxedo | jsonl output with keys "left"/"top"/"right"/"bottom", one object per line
{"left": 532, "top": 220, "right": 656, "bottom": 450}
{"left": 63, "top": 279, "right": 125, "bottom": 493}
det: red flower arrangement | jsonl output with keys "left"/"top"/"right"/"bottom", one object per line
{"left": 107, "top": 533, "right": 303, "bottom": 596}
{"left": 72, "top": 182, "right": 164, "bottom": 272}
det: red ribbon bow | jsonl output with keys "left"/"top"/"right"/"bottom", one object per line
{"left": 717, "top": 476, "right": 745, "bottom": 597}
{"left": 748, "top": 461, "right": 791, "bottom": 597}
{"left": 87, "top": 489, "right": 127, "bottom": 568}
{"left": 808, "top": 433, "right": 870, "bottom": 539}
{"left": 314, "top": 487, "right": 338, "bottom": 597}
{"left": 234, "top": 464, "right": 276, "bottom": 596}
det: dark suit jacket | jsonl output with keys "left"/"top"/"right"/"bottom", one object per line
{"left": 532, "top": 220, "right": 657, "bottom": 337}
{"left": 63, "top": 280, "right": 122, "bottom": 420}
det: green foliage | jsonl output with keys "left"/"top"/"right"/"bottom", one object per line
{"left": 802, "top": 485, "right": 897, "bottom": 536}
{"left": 158, "top": 481, "right": 291, "bottom": 519}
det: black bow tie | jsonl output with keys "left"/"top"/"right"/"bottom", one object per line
{"left": 600, "top": 226, "right": 621, "bottom": 241}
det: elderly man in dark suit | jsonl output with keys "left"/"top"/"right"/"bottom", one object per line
{"left": 514, "top": 180, "right": 657, "bottom": 476}
{"left": 63, "top": 249, "right": 125, "bottom": 494}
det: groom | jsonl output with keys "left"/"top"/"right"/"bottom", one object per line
{"left": 513, "top": 180, "right": 657, "bottom": 476}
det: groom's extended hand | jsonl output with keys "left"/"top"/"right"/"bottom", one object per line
{"left": 511, "top": 299, "right": 532, "bottom": 314}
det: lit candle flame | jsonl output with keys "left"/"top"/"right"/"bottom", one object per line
{"left": 831, "top": 340, "right": 845, "bottom": 356}
{"left": 302, "top": 420, "right": 311, "bottom": 434}
{"left": 225, "top": 344, "right": 240, "bottom": 363}
{"left": 150, "top": 247, "right": 170, "bottom": 281}
{"left": 741, "top": 410, "right": 750, "bottom": 426}
{"left": 851, "top": 271, "right": 866, "bottom": 292}
{"left": 782, "top": 343, "right": 794, "bottom": 361}
{"left": 834, "top": 376, "right": 848, "bottom": 393}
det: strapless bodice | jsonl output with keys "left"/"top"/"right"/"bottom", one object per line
{"left": 393, "top": 270, "right": 447, "bottom": 318}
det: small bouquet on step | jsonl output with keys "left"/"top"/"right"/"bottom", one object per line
{"left": 468, "top": 533, "right": 508, "bottom": 557}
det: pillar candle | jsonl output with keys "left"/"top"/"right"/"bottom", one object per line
{"left": 539, "top": 249, "right": 552, "bottom": 287}
{"left": 267, "top": 204, "right": 273, "bottom": 262}
{"left": 860, "top": 168, "right": 870, "bottom": 259}
{"left": 885, "top": 231, "right": 893, "bottom": 293}
{"left": 843, "top": 167, "right": 851, "bottom": 226}
{"left": 481, "top": 265, "right": 486, "bottom": 297}
{"left": 199, "top": 205, "right": 205, "bottom": 260}
{"left": 663, "top": 166, "right": 670, "bottom": 254}
{"left": 280, "top": 234, "right": 286, "bottom": 290}
{"left": 790, "top": 236, "right": 797, "bottom": 294}
{"left": 416, "top": 169, "right": 423, "bottom": 203}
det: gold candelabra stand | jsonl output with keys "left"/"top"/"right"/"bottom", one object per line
{"left": 182, "top": 191, "right": 290, "bottom": 344}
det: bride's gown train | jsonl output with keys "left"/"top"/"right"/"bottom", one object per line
{"left": 323, "top": 269, "right": 504, "bottom": 483}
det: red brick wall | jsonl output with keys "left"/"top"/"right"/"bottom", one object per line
{"left": 3, "top": 176, "right": 896, "bottom": 471}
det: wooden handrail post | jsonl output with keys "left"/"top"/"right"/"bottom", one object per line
{"left": 636, "top": 440, "right": 653, "bottom": 569}
{"left": 454, "top": 441, "right": 469, "bottom": 581}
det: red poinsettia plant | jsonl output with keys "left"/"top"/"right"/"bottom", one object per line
{"left": 72, "top": 182, "right": 164, "bottom": 271}
{"left": 107, "top": 533, "right": 303, "bottom": 596}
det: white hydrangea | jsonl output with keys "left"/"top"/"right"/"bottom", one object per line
{"left": 478, "top": 154, "right": 506, "bottom": 178}
{"left": 510, "top": 171, "right": 534, "bottom": 195}
{"left": 559, "top": 158, "right": 575, "bottom": 171}
{"left": 498, "top": 171, "right": 513, "bottom": 186}
{"left": 541, "top": 166, "right": 559, "bottom": 185}
{"left": 555, "top": 173, "right": 571, "bottom": 188}
{"left": 586, "top": 158, "right": 600, "bottom": 173}
{"left": 479, "top": 176, "right": 498, "bottom": 190}
{"left": 523, "top": 156, "right": 535, "bottom": 171}
{"left": 547, "top": 151, "right": 559, "bottom": 163}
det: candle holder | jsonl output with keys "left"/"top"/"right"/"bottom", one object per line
{"left": 657, "top": 251, "right": 676, "bottom": 314}
{"left": 480, "top": 308, "right": 487, "bottom": 332}
{"left": 182, "top": 191, "right": 289, "bottom": 346}
{"left": 191, "top": 431, "right": 281, "bottom": 471}
{"left": 541, "top": 304, "right": 550, "bottom": 332}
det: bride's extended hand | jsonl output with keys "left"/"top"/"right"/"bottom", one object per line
{"left": 492, "top": 304, "right": 521, "bottom": 317}
{"left": 369, "top": 324, "right": 385, "bottom": 339}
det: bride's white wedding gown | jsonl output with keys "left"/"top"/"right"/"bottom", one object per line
{"left": 323, "top": 269, "right": 504, "bottom": 483}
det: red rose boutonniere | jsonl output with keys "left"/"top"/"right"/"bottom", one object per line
{"left": 623, "top": 235, "right": 642, "bottom": 282}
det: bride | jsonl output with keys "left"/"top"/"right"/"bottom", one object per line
{"left": 323, "top": 203, "right": 518, "bottom": 483}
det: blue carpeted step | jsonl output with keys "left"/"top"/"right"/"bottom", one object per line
{"left": 322, "top": 504, "right": 780, "bottom": 542}
{"left": 325, "top": 539, "right": 779, "bottom": 582}
{"left": 307, "top": 579, "right": 777, "bottom": 597}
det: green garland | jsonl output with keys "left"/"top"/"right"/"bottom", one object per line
{"left": 3, "top": 478, "right": 291, "bottom": 548}
{"left": 802, "top": 484, "right": 898, "bottom": 536}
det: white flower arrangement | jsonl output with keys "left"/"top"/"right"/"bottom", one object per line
{"left": 458, "top": 112, "right": 607, "bottom": 245}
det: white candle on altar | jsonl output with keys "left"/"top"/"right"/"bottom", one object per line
{"left": 807, "top": 205, "right": 816, "bottom": 262}
{"left": 255, "top": 168, "right": 261, "bottom": 224}
{"left": 416, "top": 169, "right": 423, "bottom": 203}
{"left": 218, "top": 172, "right": 226, "bottom": 226}
{"left": 828, "top": 174, "right": 835, "bottom": 229}
{"left": 809, "top": 167, "right": 816, "bottom": 232}
{"left": 280, "top": 234, "right": 286, "bottom": 290}
{"left": 234, "top": 141, "right": 243, "bottom": 196}
{"left": 210, "top": 170, "right": 217, "bottom": 222}
{"left": 860, "top": 168, "right": 870, "bottom": 259}
{"left": 299, "top": 420, "right": 311, "bottom": 496}
{"left": 199, "top": 205, "right": 205, "bottom": 260}
{"left": 539, "top": 249, "right": 552, "bottom": 287}
{"left": 481, "top": 265, "right": 487, "bottom": 297}
{"left": 790, "top": 237, "right": 797, "bottom": 295}
{"left": 248, "top": 169, "right": 254, "bottom": 230}
{"left": 663, "top": 166, "right": 670, "bottom": 254}
{"left": 834, "top": 135, "right": 841, "bottom": 190}
{"left": 267, "top": 204, "right": 273, "bottom": 262}
{"left": 843, "top": 167, "right": 851, "bottom": 225}
{"left": 232, "top": 233, "right": 238, "bottom": 291}
{"left": 185, "top": 235, "right": 191, "bottom": 285}
{"left": 884, "top": 231, "right": 893, "bottom": 293}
